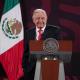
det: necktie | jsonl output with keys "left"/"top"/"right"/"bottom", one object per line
{"left": 38, "top": 29, "right": 43, "bottom": 40}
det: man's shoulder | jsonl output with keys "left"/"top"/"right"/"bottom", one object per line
{"left": 46, "top": 25, "right": 60, "bottom": 30}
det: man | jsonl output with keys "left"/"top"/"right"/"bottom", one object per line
{"left": 22, "top": 9, "right": 61, "bottom": 80}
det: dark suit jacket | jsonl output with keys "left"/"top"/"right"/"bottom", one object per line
{"left": 22, "top": 25, "right": 61, "bottom": 79}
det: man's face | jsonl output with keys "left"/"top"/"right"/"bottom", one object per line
{"left": 32, "top": 11, "right": 47, "bottom": 29}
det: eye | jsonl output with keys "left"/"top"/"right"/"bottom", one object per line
{"left": 36, "top": 17, "right": 40, "bottom": 20}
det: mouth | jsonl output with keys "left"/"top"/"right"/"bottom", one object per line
{"left": 37, "top": 22, "right": 45, "bottom": 25}
{"left": 37, "top": 24, "right": 44, "bottom": 28}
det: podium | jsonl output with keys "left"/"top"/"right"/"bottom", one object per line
{"left": 41, "top": 60, "right": 59, "bottom": 80}
{"left": 29, "top": 40, "right": 72, "bottom": 80}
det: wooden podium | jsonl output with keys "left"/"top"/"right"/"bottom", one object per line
{"left": 41, "top": 60, "right": 59, "bottom": 80}
{"left": 29, "top": 40, "right": 72, "bottom": 80}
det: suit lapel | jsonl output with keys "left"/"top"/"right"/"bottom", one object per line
{"left": 42, "top": 26, "right": 48, "bottom": 40}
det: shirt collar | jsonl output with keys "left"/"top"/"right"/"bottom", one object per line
{"left": 36, "top": 25, "right": 46, "bottom": 32}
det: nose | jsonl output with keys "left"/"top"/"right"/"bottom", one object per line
{"left": 38, "top": 18, "right": 43, "bottom": 22}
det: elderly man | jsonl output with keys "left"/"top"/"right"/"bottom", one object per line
{"left": 22, "top": 9, "right": 61, "bottom": 80}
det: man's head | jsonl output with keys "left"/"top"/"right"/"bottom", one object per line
{"left": 32, "top": 9, "right": 47, "bottom": 29}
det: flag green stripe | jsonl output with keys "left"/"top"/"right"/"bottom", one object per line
{"left": 3, "top": 0, "right": 19, "bottom": 14}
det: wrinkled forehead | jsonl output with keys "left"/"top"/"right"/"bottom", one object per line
{"left": 32, "top": 9, "right": 47, "bottom": 18}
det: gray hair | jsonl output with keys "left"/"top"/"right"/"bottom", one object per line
{"left": 32, "top": 9, "right": 47, "bottom": 18}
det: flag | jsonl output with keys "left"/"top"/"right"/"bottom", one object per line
{"left": 0, "top": 0, "right": 24, "bottom": 80}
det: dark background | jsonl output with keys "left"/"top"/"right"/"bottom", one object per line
{"left": 0, "top": 0, "right": 80, "bottom": 76}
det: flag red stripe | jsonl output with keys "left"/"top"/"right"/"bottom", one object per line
{"left": 0, "top": 40, "right": 24, "bottom": 80}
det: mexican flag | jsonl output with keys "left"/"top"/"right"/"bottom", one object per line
{"left": 0, "top": 0, "right": 24, "bottom": 80}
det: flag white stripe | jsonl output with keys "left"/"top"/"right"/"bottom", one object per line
{"left": 0, "top": 3, "right": 23, "bottom": 54}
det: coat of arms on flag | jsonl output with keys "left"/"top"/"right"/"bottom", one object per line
{"left": 2, "top": 18, "right": 22, "bottom": 39}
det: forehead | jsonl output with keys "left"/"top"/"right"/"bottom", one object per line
{"left": 33, "top": 10, "right": 47, "bottom": 18}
